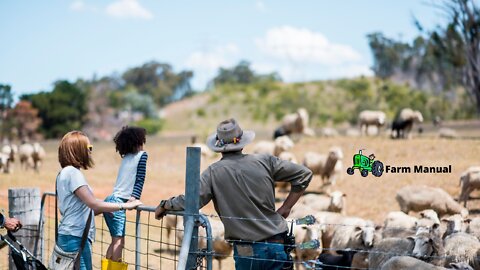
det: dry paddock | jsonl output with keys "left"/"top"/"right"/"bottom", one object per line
{"left": 0, "top": 130, "right": 479, "bottom": 269}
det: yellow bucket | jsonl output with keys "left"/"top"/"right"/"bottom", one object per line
{"left": 101, "top": 258, "right": 128, "bottom": 270}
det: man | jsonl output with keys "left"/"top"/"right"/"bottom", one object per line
{"left": 0, "top": 212, "right": 22, "bottom": 232}
{"left": 155, "top": 118, "right": 312, "bottom": 270}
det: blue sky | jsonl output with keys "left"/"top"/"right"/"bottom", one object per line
{"left": 1, "top": 1, "right": 443, "bottom": 96}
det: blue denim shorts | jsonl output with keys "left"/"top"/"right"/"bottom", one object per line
{"left": 57, "top": 234, "right": 92, "bottom": 270}
{"left": 103, "top": 195, "right": 128, "bottom": 237}
{"left": 233, "top": 242, "right": 290, "bottom": 270}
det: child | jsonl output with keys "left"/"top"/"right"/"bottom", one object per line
{"left": 104, "top": 126, "right": 148, "bottom": 262}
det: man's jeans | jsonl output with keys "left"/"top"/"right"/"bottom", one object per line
{"left": 57, "top": 234, "right": 92, "bottom": 270}
{"left": 233, "top": 242, "right": 290, "bottom": 270}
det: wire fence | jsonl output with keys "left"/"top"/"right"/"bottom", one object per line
{"left": 0, "top": 191, "right": 465, "bottom": 270}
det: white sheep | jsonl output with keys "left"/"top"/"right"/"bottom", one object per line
{"left": 19, "top": 143, "right": 35, "bottom": 171}
{"left": 299, "top": 191, "right": 346, "bottom": 214}
{"left": 458, "top": 166, "right": 480, "bottom": 207}
{"left": 0, "top": 153, "right": 10, "bottom": 174}
{"left": 315, "top": 211, "right": 345, "bottom": 250}
{"left": 382, "top": 211, "right": 418, "bottom": 239}
{"left": 439, "top": 128, "right": 459, "bottom": 139}
{"left": 276, "top": 151, "right": 298, "bottom": 193}
{"left": 303, "top": 146, "right": 343, "bottom": 186}
{"left": 294, "top": 224, "right": 322, "bottom": 270}
{"left": 368, "top": 237, "right": 415, "bottom": 269}
{"left": 320, "top": 127, "right": 339, "bottom": 137}
{"left": 1, "top": 143, "right": 17, "bottom": 167}
{"left": 441, "top": 214, "right": 470, "bottom": 239}
{"left": 252, "top": 135, "right": 294, "bottom": 157}
{"left": 330, "top": 218, "right": 377, "bottom": 252}
{"left": 32, "top": 142, "right": 46, "bottom": 171}
{"left": 273, "top": 108, "right": 314, "bottom": 138}
{"left": 392, "top": 108, "right": 424, "bottom": 139}
{"left": 175, "top": 216, "right": 232, "bottom": 270}
{"left": 443, "top": 232, "right": 480, "bottom": 269}
{"left": 396, "top": 185, "right": 469, "bottom": 217}
{"left": 381, "top": 256, "right": 473, "bottom": 270}
{"left": 358, "top": 110, "right": 386, "bottom": 136}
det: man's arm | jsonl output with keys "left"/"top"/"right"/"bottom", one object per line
{"left": 0, "top": 213, "right": 23, "bottom": 232}
{"left": 277, "top": 190, "right": 305, "bottom": 218}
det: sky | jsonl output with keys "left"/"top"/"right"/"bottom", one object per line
{"left": 0, "top": 1, "right": 444, "bottom": 96}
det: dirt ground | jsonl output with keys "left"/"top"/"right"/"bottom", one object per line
{"left": 0, "top": 122, "right": 479, "bottom": 269}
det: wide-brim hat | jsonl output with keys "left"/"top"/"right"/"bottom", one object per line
{"left": 206, "top": 118, "right": 255, "bottom": 153}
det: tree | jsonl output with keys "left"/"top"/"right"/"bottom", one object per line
{"left": 213, "top": 60, "right": 281, "bottom": 86}
{"left": 11, "top": 101, "right": 42, "bottom": 141}
{"left": 0, "top": 84, "right": 14, "bottom": 140}
{"left": 440, "top": 0, "right": 480, "bottom": 114}
{"left": 122, "top": 61, "right": 193, "bottom": 106}
{"left": 21, "top": 80, "right": 87, "bottom": 138}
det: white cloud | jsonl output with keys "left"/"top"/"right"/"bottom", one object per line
{"left": 70, "top": 1, "right": 86, "bottom": 11}
{"left": 184, "top": 43, "right": 240, "bottom": 89}
{"left": 256, "top": 26, "right": 362, "bottom": 65}
{"left": 106, "top": 0, "right": 153, "bottom": 20}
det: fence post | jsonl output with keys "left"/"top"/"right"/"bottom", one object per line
{"left": 135, "top": 210, "right": 142, "bottom": 270}
{"left": 8, "top": 188, "right": 41, "bottom": 270}
{"left": 178, "top": 147, "right": 201, "bottom": 270}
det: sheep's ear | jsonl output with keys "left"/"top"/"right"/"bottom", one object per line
{"left": 407, "top": 236, "right": 416, "bottom": 242}
{"left": 465, "top": 218, "right": 472, "bottom": 224}
{"left": 375, "top": 225, "right": 382, "bottom": 231}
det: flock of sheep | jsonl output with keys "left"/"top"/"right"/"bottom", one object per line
{"left": 0, "top": 142, "right": 46, "bottom": 174}
{"left": 178, "top": 108, "right": 478, "bottom": 269}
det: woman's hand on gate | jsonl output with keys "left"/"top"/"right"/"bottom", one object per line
{"left": 4, "top": 217, "right": 22, "bottom": 232}
{"left": 124, "top": 200, "right": 143, "bottom": 210}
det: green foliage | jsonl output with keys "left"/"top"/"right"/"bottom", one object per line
{"left": 213, "top": 60, "right": 281, "bottom": 86}
{"left": 21, "top": 80, "right": 87, "bottom": 138}
{"left": 134, "top": 118, "right": 164, "bottom": 135}
{"left": 122, "top": 61, "right": 193, "bottom": 106}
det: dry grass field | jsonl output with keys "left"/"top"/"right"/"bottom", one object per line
{"left": 0, "top": 122, "right": 479, "bottom": 269}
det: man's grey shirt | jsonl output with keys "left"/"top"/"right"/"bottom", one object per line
{"left": 165, "top": 152, "right": 312, "bottom": 241}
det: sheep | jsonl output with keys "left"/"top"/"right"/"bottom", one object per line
{"left": 411, "top": 228, "right": 445, "bottom": 266}
{"left": 273, "top": 108, "right": 314, "bottom": 139}
{"left": 315, "top": 211, "right": 346, "bottom": 250}
{"left": 330, "top": 218, "right": 377, "bottom": 252}
{"left": 19, "top": 143, "right": 35, "bottom": 171}
{"left": 382, "top": 211, "right": 418, "bottom": 239}
{"left": 391, "top": 108, "right": 424, "bottom": 139}
{"left": 0, "top": 153, "right": 10, "bottom": 174}
{"left": 350, "top": 251, "right": 369, "bottom": 270}
{"left": 441, "top": 215, "right": 469, "bottom": 239}
{"left": 368, "top": 237, "right": 415, "bottom": 269}
{"left": 316, "top": 249, "right": 357, "bottom": 270}
{"left": 32, "top": 142, "right": 46, "bottom": 171}
{"left": 303, "top": 146, "right": 343, "bottom": 186}
{"left": 252, "top": 135, "right": 294, "bottom": 157}
{"left": 345, "top": 128, "right": 361, "bottom": 137}
{"left": 276, "top": 151, "right": 298, "bottom": 193}
{"left": 381, "top": 256, "right": 473, "bottom": 270}
{"left": 358, "top": 110, "right": 386, "bottom": 136}
{"left": 1, "top": 143, "right": 17, "bottom": 167}
{"left": 466, "top": 217, "right": 480, "bottom": 240}
{"left": 175, "top": 216, "right": 232, "bottom": 270}
{"left": 294, "top": 224, "right": 322, "bottom": 269}
{"left": 163, "top": 215, "right": 179, "bottom": 250}
{"left": 443, "top": 232, "right": 480, "bottom": 269}
{"left": 298, "top": 191, "right": 346, "bottom": 214}
{"left": 439, "top": 128, "right": 459, "bottom": 139}
{"left": 458, "top": 166, "right": 480, "bottom": 207}
{"left": 420, "top": 209, "right": 442, "bottom": 227}
{"left": 396, "top": 185, "right": 469, "bottom": 218}
{"left": 320, "top": 127, "right": 339, "bottom": 137}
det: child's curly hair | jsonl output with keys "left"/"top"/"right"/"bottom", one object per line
{"left": 113, "top": 126, "right": 146, "bottom": 157}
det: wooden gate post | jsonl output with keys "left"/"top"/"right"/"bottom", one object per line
{"left": 8, "top": 188, "right": 41, "bottom": 269}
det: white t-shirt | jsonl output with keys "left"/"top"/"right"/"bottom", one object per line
{"left": 57, "top": 166, "right": 95, "bottom": 242}
{"left": 112, "top": 151, "right": 146, "bottom": 199}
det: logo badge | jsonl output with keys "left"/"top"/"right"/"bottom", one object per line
{"left": 346, "top": 149, "right": 384, "bottom": 177}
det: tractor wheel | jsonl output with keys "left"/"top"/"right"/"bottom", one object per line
{"left": 361, "top": 170, "right": 368, "bottom": 177}
{"left": 347, "top": 167, "right": 354, "bottom": 175}
{"left": 372, "top": 160, "right": 384, "bottom": 177}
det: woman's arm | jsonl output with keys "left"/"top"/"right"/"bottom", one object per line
{"left": 75, "top": 186, "right": 142, "bottom": 215}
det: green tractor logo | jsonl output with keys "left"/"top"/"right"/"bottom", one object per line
{"left": 346, "top": 150, "right": 384, "bottom": 177}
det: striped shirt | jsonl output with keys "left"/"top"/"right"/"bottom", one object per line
{"left": 112, "top": 151, "right": 148, "bottom": 200}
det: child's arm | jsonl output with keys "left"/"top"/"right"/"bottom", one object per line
{"left": 131, "top": 152, "right": 148, "bottom": 199}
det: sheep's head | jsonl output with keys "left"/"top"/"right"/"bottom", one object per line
{"left": 441, "top": 214, "right": 469, "bottom": 235}
{"left": 328, "top": 191, "right": 346, "bottom": 211}
{"left": 328, "top": 147, "right": 344, "bottom": 160}
{"left": 356, "top": 222, "right": 375, "bottom": 248}
{"left": 414, "top": 111, "right": 424, "bottom": 123}
{"left": 419, "top": 209, "right": 440, "bottom": 225}
{"left": 409, "top": 234, "right": 434, "bottom": 259}
{"left": 274, "top": 136, "right": 294, "bottom": 152}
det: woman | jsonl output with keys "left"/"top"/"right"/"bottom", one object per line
{"left": 56, "top": 131, "right": 142, "bottom": 270}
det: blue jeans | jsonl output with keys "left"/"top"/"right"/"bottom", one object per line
{"left": 233, "top": 242, "right": 290, "bottom": 270}
{"left": 57, "top": 234, "right": 92, "bottom": 270}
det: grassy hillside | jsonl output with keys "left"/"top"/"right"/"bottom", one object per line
{"left": 161, "top": 77, "right": 475, "bottom": 138}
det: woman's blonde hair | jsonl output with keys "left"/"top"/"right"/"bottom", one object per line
{"left": 58, "top": 131, "right": 94, "bottom": 169}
